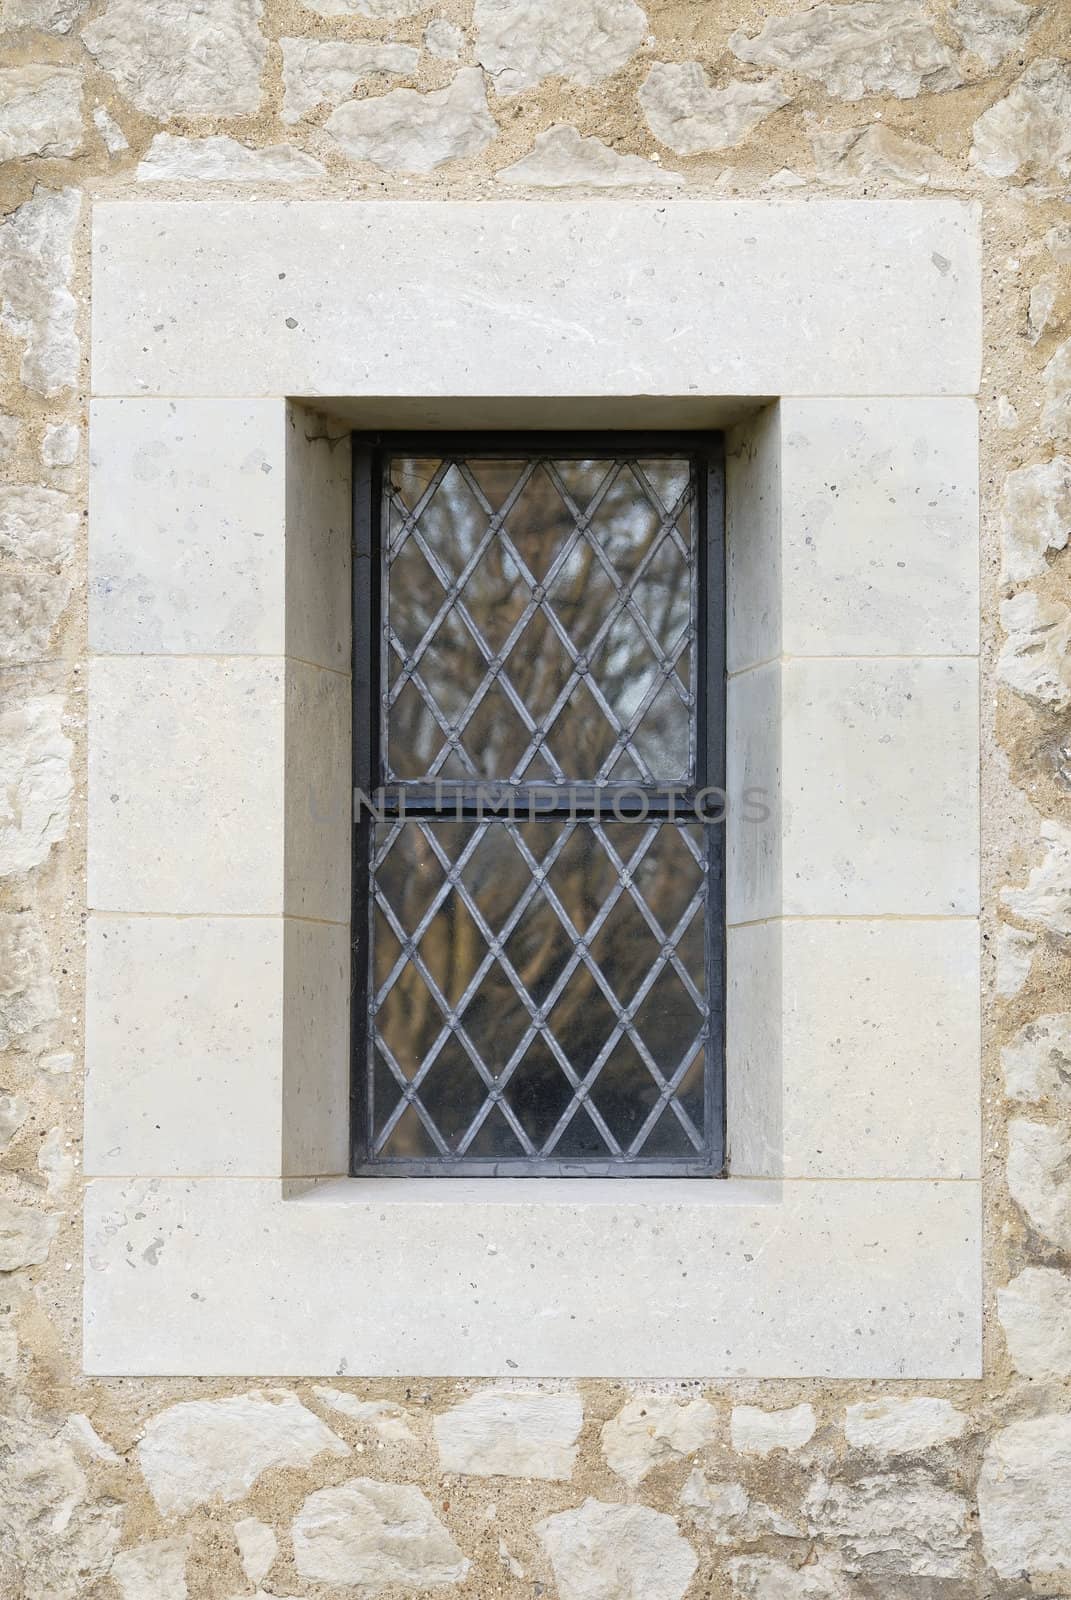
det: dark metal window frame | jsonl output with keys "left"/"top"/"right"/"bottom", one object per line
{"left": 350, "top": 432, "right": 726, "bottom": 1177}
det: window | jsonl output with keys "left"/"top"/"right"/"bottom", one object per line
{"left": 351, "top": 435, "right": 724, "bottom": 1176}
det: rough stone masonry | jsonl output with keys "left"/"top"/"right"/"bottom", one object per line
{"left": 0, "top": 0, "right": 1070, "bottom": 1595}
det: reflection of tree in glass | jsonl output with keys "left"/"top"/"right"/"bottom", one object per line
{"left": 386, "top": 458, "right": 695, "bottom": 782}
{"left": 374, "top": 822, "right": 706, "bottom": 1160}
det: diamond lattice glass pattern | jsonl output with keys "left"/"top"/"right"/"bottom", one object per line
{"left": 371, "top": 818, "right": 708, "bottom": 1165}
{"left": 384, "top": 457, "right": 696, "bottom": 784}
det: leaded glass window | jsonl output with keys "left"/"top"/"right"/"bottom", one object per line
{"left": 352, "top": 435, "right": 725, "bottom": 1176}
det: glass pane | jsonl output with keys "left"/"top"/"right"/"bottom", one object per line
{"left": 368, "top": 820, "right": 708, "bottom": 1165}
{"left": 384, "top": 455, "right": 696, "bottom": 781}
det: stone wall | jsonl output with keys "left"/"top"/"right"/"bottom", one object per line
{"left": 0, "top": 0, "right": 1069, "bottom": 1595}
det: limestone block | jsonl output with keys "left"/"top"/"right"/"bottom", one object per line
{"left": 1041, "top": 339, "right": 1071, "bottom": 441}
{"left": 281, "top": 39, "right": 418, "bottom": 123}
{"left": 92, "top": 105, "right": 126, "bottom": 153}
{"left": 951, "top": 0, "right": 1037, "bottom": 68}
{"left": 112, "top": 1539, "right": 189, "bottom": 1600}
{"left": 424, "top": 19, "right": 463, "bottom": 59}
{"left": 0, "top": 910, "right": 59, "bottom": 1051}
{"left": 82, "top": 0, "right": 266, "bottom": 117}
{"left": 639, "top": 64, "right": 789, "bottom": 155}
{"left": 1002, "top": 820, "right": 1071, "bottom": 938}
{"left": 780, "top": 658, "right": 978, "bottom": 916}
{"left": 1, "top": 569, "right": 72, "bottom": 661}
{"left": 0, "top": 1417, "right": 121, "bottom": 1600}
{"left": 41, "top": 421, "right": 78, "bottom": 468}
{"left": 0, "top": 1094, "right": 28, "bottom": 1148}
{"left": 312, "top": 1390, "right": 416, "bottom": 1440}
{"left": 301, "top": 0, "right": 423, "bottom": 14}
{"left": 843, "top": 1397, "right": 967, "bottom": 1455}
{"left": 680, "top": 1471, "right": 802, "bottom": 1542}
{"left": 0, "top": 1196, "right": 57, "bottom": 1270}
{"left": 137, "top": 135, "right": 324, "bottom": 181}
{"left": 970, "top": 59, "right": 1071, "bottom": 180}
{"left": 996, "top": 923, "right": 1036, "bottom": 996}
{"left": 498, "top": 125, "right": 682, "bottom": 187}
{"left": 0, "top": 485, "right": 78, "bottom": 564}
{"left": 730, "top": 1, "right": 961, "bottom": 100}
{"left": 1002, "top": 1014, "right": 1071, "bottom": 1104}
{"left": 537, "top": 1498, "right": 697, "bottom": 1600}
{"left": 137, "top": 1391, "right": 347, "bottom": 1515}
{"left": 998, "top": 591, "right": 1071, "bottom": 710}
{"left": 0, "top": 690, "right": 73, "bottom": 877}
{"left": 1007, "top": 1118, "right": 1071, "bottom": 1248}
{"left": 0, "top": 185, "right": 79, "bottom": 396}
{"left": 804, "top": 1471, "right": 970, "bottom": 1577}
{"left": 0, "top": 0, "right": 86, "bottom": 30}
{"left": 1000, "top": 456, "right": 1071, "bottom": 581}
{"left": 0, "top": 67, "right": 83, "bottom": 160}
{"left": 998, "top": 1267, "right": 1071, "bottom": 1378}
{"left": 727, "top": 1555, "right": 850, "bottom": 1599}
{"left": 1028, "top": 276, "right": 1057, "bottom": 344}
{"left": 292, "top": 1478, "right": 468, "bottom": 1587}
{"left": 601, "top": 1396, "right": 719, "bottom": 1484}
{"left": 730, "top": 1404, "right": 816, "bottom": 1454}
{"left": 234, "top": 1520, "right": 277, "bottom": 1587}
{"left": 979, "top": 1416, "right": 1071, "bottom": 1577}
{"left": 474, "top": 0, "right": 647, "bottom": 95}
{"left": 810, "top": 123, "right": 959, "bottom": 186}
{"left": 434, "top": 1389, "right": 582, "bottom": 1479}
{"left": 326, "top": 68, "right": 497, "bottom": 172}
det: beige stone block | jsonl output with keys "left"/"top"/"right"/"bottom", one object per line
{"left": 781, "top": 658, "right": 978, "bottom": 915}
{"left": 88, "top": 655, "right": 285, "bottom": 914}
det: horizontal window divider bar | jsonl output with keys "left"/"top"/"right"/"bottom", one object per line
{"left": 361, "top": 786, "right": 716, "bottom": 820}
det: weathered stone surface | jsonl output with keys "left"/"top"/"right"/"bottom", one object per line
{"left": 112, "top": 1538, "right": 189, "bottom": 1600}
{"left": 998, "top": 591, "right": 1071, "bottom": 710}
{"left": 951, "top": 0, "right": 1037, "bottom": 67}
{"left": 1041, "top": 339, "right": 1071, "bottom": 441}
{"left": 601, "top": 1397, "right": 718, "bottom": 1485}
{"left": 0, "top": 692, "right": 73, "bottom": 877}
{"left": 730, "top": 1, "right": 961, "bottom": 100}
{"left": 474, "top": 0, "right": 648, "bottom": 95}
{"left": 0, "top": 0, "right": 86, "bottom": 29}
{"left": 0, "top": 185, "right": 79, "bottom": 397}
{"left": 0, "top": 910, "right": 59, "bottom": 1051}
{"left": 1003, "top": 1013, "right": 1071, "bottom": 1103}
{"left": 1001, "top": 456, "right": 1071, "bottom": 581}
{"left": 425, "top": 18, "right": 463, "bottom": 59}
{"left": 730, "top": 1404, "right": 816, "bottom": 1455}
{"left": 727, "top": 1554, "right": 850, "bottom": 1599}
{"left": 998, "top": 1267, "right": 1071, "bottom": 1378}
{"left": 809, "top": 122, "right": 958, "bottom": 186}
{"left": 498, "top": 124, "right": 682, "bottom": 186}
{"left": 804, "top": 1472, "right": 969, "bottom": 1576}
{"left": 970, "top": 59, "right": 1071, "bottom": 179}
{"left": 0, "top": 1196, "right": 57, "bottom": 1270}
{"left": 1, "top": 570, "right": 73, "bottom": 661}
{"left": 0, "top": 414, "right": 21, "bottom": 466}
{"left": 301, "top": 0, "right": 424, "bottom": 14}
{"left": 538, "top": 1498, "right": 698, "bottom": 1600}
{"left": 0, "top": 1416, "right": 122, "bottom": 1600}
{"left": 326, "top": 68, "right": 496, "bottom": 172}
{"left": 281, "top": 39, "right": 418, "bottom": 123}
{"left": 996, "top": 923, "right": 1036, "bottom": 996}
{"left": 435, "top": 1388, "right": 582, "bottom": 1479}
{"left": 844, "top": 1397, "right": 967, "bottom": 1455}
{"left": 82, "top": 0, "right": 267, "bottom": 118}
{"left": 680, "top": 1471, "right": 802, "bottom": 1544}
{"left": 1028, "top": 276, "right": 1057, "bottom": 345}
{"left": 42, "top": 422, "right": 78, "bottom": 469}
{"left": 137, "top": 1391, "right": 348, "bottom": 1515}
{"left": 137, "top": 134, "right": 324, "bottom": 182}
{"left": 92, "top": 104, "right": 127, "bottom": 154}
{"left": 234, "top": 1519, "right": 277, "bottom": 1587}
{"left": 1002, "top": 820, "right": 1071, "bottom": 938}
{"left": 37, "top": 1126, "right": 73, "bottom": 1195}
{"left": 1007, "top": 1118, "right": 1071, "bottom": 1247}
{"left": 640, "top": 64, "right": 789, "bottom": 155}
{"left": 0, "top": 1094, "right": 28, "bottom": 1149}
{"left": 979, "top": 1415, "right": 1071, "bottom": 1577}
{"left": 312, "top": 1389, "right": 416, "bottom": 1440}
{"left": 0, "top": 486, "right": 77, "bottom": 565}
{"left": 0, "top": 68, "right": 83, "bottom": 161}
{"left": 292, "top": 1478, "right": 469, "bottom": 1587}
